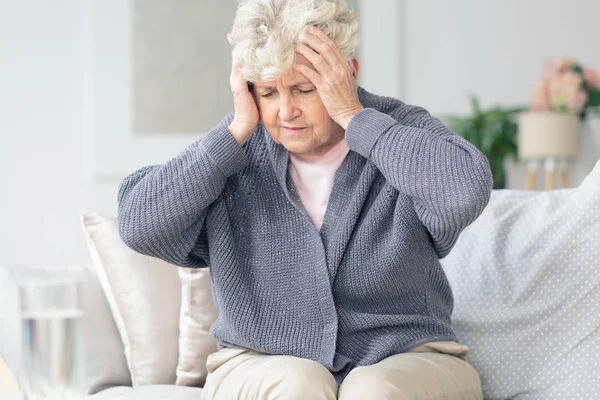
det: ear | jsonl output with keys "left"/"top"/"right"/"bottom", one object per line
{"left": 349, "top": 58, "right": 360, "bottom": 78}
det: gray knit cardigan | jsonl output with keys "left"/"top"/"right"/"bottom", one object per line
{"left": 117, "top": 87, "right": 493, "bottom": 383}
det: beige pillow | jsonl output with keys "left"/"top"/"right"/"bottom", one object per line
{"left": 81, "top": 212, "right": 220, "bottom": 388}
{"left": 176, "top": 268, "right": 219, "bottom": 387}
{"left": 81, "top": 212, "right": 181, "bottom": 386}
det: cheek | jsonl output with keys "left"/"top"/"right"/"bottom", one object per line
{"left": 256, "top": 102, "right": 282, "bottom": 142}
{"left": 304, "top": 101, "right": 333, "bottom": 130}
{"left": 257, "top": 102, "right": 277, "bottom": 125}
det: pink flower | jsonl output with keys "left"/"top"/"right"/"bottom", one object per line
{"left": 546, "top": 71, "right": 583, "bottom": 111}
{"left": 561, "top": 70, "right": 582, "bottom": 87}
{"left": 568, "top": 90, "right": 588, "bottom": 113}
{"left": 531, "top": 82, "right": 549, "bottom": 111}
{"left": 542, "top": 60, "right": 557, "bottom": 80}
{"left": 583, "top": 67, "right": 600, "bottom": 91}
{"left": 554, "top": 56, "right": 577, "bottom": 72}
{"left": 530, "top": 57, "right": 597, "bottom": 116}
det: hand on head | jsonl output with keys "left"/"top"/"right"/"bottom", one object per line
{"left": 227, "top": 26, "right": 362, "bottom": 150}
{"left": 228, "top": 59, "right": 260, "bottom": 146}
{"left": 293, "top": 26, "right": 363, "bottom": 130}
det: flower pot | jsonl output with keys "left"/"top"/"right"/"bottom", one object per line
{"left": 517, "top": 112, "right": 581, "bottom": 160}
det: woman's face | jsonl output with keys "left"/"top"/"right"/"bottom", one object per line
{"left": 252, "top": 54, "right": 345, "bottom": 157}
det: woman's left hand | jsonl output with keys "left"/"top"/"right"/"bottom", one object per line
{"left": 293, "top": 26, "right": 364, "bottom": 130}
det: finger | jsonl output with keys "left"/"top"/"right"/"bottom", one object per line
{"left": 230, "top": 58, "right": 240, "bottom": 87}
{"left": 307, "top": 26, "right": 336, "bottom": 48}
{"left": 301, "top": 26, "right": 347, "bottom": 66}
{"left": 231, "top": 64, "right": 250, "bottom": 94}
{"left": 295, "top": 43, "right": 332, "bottom": 75}
{"left": 231, "top": 63, "right": 243, "bottom": 86}
{"left": 293, "top": 62, "right": 323, "bottom": 87}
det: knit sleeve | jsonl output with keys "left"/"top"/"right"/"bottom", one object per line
{"left": 345, "top": 103, "right": 493, "bottom": 259}
{"left": 117, "top": 113, "right": 249, "bottom": 267}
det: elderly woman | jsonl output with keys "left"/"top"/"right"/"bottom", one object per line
{"left": 117, "top": 0, "right": 492, "bottom": 399}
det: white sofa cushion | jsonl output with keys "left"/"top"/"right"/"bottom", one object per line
{"left": 441, "top": 160, "right": 600, "bottom": 399}
{"left": 176, "top": 268, "right": 219, "bottom": 387}
{"left": 81, "top": 212, "right": 219, "bottom": 389}
{"left": 81, "top": 213, "right": 182, "bottom": 386}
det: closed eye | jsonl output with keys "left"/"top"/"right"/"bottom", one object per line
{"left": 259, "top": 89, "right": 315, "bottom": 98}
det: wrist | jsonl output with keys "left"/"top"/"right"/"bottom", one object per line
{"left": 227, "top": 120, "right": 255, "bottom": 146}
{"left": 338, "top": 105, "right": 364, "bottom": 130}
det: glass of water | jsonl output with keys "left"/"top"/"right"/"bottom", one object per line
{"left": 14, "top": 265, "right": 85, "bottom": 400}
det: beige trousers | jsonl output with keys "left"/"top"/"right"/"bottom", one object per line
{"left": 202, "top": 341, "right": 483, "bottom": 400}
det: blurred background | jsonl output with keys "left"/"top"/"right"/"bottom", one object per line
{"left": 1, "top": 0, "right": 599, "bottom": 267}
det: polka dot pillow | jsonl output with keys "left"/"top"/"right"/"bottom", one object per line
{"left": 440, "top": 160, "right": 600, "bottom": 400}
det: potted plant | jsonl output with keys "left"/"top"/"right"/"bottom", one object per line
{"left": 518, "top": 57, "right": 600, "bottom": 189}
{"left": 443, "top": 96, "right": 526, "bottom": 189}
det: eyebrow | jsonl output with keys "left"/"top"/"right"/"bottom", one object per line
{"left": 255, "top": 82, "right": 314, "bottom": 91}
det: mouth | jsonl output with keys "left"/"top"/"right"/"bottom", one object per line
{"left": 282, "top": 127, "right": 307, "bottom": 136}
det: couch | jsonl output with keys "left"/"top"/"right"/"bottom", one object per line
{"left": 1, "top": 160, "right": 598, "bottom": 400}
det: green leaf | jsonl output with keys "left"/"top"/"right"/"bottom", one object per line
{"left": 440, "top": 95, "right": 527, "bottom": 188}
{"left": 588, "top": 90, "right": 600, "bottom": 108}
{"left": 505, "top": 106, "right": 528, "bottom": 114}
{"left": 469, "top": 95, "right": 482, "bottom": 118}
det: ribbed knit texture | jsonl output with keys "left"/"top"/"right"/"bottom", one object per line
{"left": 117, "top": 87, "right": 493, "bottom": 384}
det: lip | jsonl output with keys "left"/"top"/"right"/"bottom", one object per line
{"left": 282, "top": 127, "right": 307, "bottom": 135}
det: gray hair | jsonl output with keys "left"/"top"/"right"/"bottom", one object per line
{"left": 228, "top": 0, "right": 359, "bottom": 82}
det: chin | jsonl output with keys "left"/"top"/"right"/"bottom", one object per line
{"left": 281, "top": 140, "right": 311, "bottom": 155}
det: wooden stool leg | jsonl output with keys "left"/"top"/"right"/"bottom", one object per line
{"left": 526, "top": 161, "right": 538, "bottom": 190}
{"left": 559, "top": 159, "right": 570, "bottom": 188}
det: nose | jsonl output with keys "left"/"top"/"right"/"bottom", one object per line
{"left": 278, "top": 94, "right": 301, "bottom": 121}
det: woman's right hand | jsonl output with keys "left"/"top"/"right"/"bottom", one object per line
{"left": 228, "top": 61, "right": 259, "bottom": 145}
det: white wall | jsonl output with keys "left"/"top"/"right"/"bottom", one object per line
{"left": 0, "top": 0, "right": 599, "bottom": 267}
{"left": 356, "top": 0, "right": 600, "bottom": 190}
{"left": 0, "top": 0, "right": 118, "bottom": 267}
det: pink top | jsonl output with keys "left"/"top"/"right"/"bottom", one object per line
{"left": 288, "top": 138, "right": 350, "bottom": 231}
